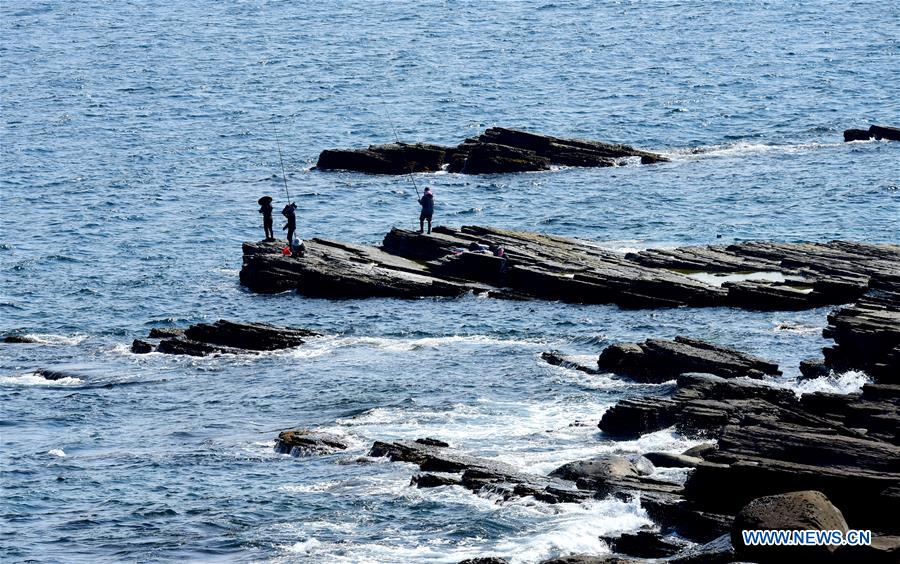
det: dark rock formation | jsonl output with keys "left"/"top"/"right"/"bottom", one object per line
{"left": 34, "top": 369, "right": 84, "bottom": 381}
{"left": 458, "top": 558, "right": 509, "bottom": 564}
{"left": 667, "top": 534, "right": 734, "bottom": 563}
{"left": 368, "top": 439, "right": 592, "bottom": 504}
{"left": 411, "top": 473, "right": 462, "bottom": 488}
{"left": 3, "top": 335, "right": 38, "bottom": 344}
{"left": 731, "top": 490, "right": 848, "bottom": 561}
{"left": 316, "top": 127, "right": 666, "bottom": 176}
{"left": 799, "top": 358, "right": 830, "bottom": 379}
{"left": 241, "top": 226, "right": 900, "bottom": 312}
{"left": 148, "top": 327, "right": 184, "bottom": 338}
{"left": 597, "top": 367, "right": 900, "bottom": 539}
{"left": 597, "top": 336, "right": 781, "bottom": 382}
{"left": 844, "top": 124, "right": 900, "bottom": 142}
{"left": 539, "top": 556, "right": 638, "bottom": 564}
{"left": 274, "top": 429, "right": 348, "bottom": 456}
{"left": 316, "top": 142, "right": 451, "bottom": 174}
{"left": 133, "top": 319, "right": 319, "bottom": 356}
{"left": 131, "top": 339, "right": 153, "bottom": 354}
{"left": 821, "top": 288, "right": 900, "bottom": 384}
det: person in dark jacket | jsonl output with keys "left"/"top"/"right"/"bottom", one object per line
{"left": 258, "top": 196, "right": 274, "bottom": 241}
{"left": 282, "top": 202, "right": 297, "bottom": 244}
{"left": 418, "top": 187, "right": 434, "bottom": 234}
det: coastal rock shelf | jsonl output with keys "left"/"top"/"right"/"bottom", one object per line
{"left": 131, "top": 320, "right": 320, "bottom": 356}
{"left": 315, "top": 127, "right": 667, "bottom": 175}
{"left": 240, "top": 225, "right": 900, "bottom": 312}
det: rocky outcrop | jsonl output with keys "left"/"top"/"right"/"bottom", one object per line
{"left": 274, "top": 429, "right": 348, "bottom": 456}
{"left": 131, "top": 319, "right": 319, "bottom": 356}
{"left": 597, "top": 369, "right": 900, "bottom": 540}
{"left": 821, "top": 288, "right": 900, "bottom": 384}
{"left": 597, "top": 336, "right": 781, "bottom": 382}
{"left": 368, "top": 439, "right": 592, "bottom": 504}
{"left": 241, "top": 226, "right": 900, "bottom": 311}
{"left": 843, "top": 124, "right": 900, "bottom": 142}
{"left": 730, "top": 490, "right": 848, "bottom": 561}
{"left": 316, "top": 142, "right": 452, "bottom": 174}
{"left": 3, "top": 335, "right": 39, "bottom": 343}
{"left": 316, "top": 127, "right": 666, "bottom": 175}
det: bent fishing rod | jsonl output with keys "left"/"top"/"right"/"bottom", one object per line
{"left": 274, "top": 130, "right": 292, "bottom": 205}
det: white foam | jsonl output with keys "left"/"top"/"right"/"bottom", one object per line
{"left": 661, "top": 139, "right": 848, "bottom": 161}
{"left": 14, "top": 333, "right": 87, "bottom": 345}
{"left": 0, "top": 372, "right": 84, "bottom": 386}
{"left": 48, "top": 448, "right": 67, "bottom": 457}
{"left": 773, "top": 321, "right": 822, "bottom": 335}
{"left": 787, "top": 370, "right": 871, "bottom": 396}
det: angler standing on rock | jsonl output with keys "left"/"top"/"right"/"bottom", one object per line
{"left": 418, "top": 186, "right": 434, "bottom": 234}
{"left": 282, "top": 202, "right": 297, "bottom": 244}
{"left": 258, "top": 196, "right": 274, "bottom": 241}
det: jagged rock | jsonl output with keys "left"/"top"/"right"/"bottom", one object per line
{"left": 458, "top": 558, "right": 509, "bottom": 564}
{"left": 644, "top": 452, "right": 703, "bottom": 468}
{"left": 597, "top": 336, "right": 781, "bottom": 383}
{"left": 630, "top": 455, "right": 655, "bottom": 476}
{"left": 415, "top": 437, "right": 450, "bottom": 447}
{"left": 821, "top": 289, "right": 900, "bottom": 384}
{"left": 274, "top": 429, "right": 348, "bottom": 456}
{"left": 549, "top": 455, "right": 638, "bottom": 482}
{"left": 131, "top": 339, "right": 153, "bottom": 354}
{"left": 605, "top": 531, "right": 689, "bottom": 558}
{"left": 731, "top": 491, "right": 848, "bottom": 561}
{"left": 458, "top": 142, "right": 550, "bottom": 174}
{"left": 3, "top": 335, "right": 38, "bottom": 343}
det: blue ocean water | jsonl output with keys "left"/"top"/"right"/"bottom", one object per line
{"left": 1, "top": 1, "right": 898, "bottom": 562}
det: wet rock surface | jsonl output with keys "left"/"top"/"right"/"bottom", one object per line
{"left": 274, "top": 429, "right": 348, "bottom": 456}
{"left": 131, "top": 319, "right": 319, "bottom": 356}
{"left": 241, "top": 226, "right": 900, "bottom": 312}
{"left": 315, "top": 127, "right": 666, "bottom": 175}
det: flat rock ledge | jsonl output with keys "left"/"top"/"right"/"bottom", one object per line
{"left": 131, "top": 319, "right": 320, "bottom": 356}
{"left": 240, "top": 226, "right": 900, "bottom": 313}
{"left": 315, "top": 127, "right": 667, "bottom": 175}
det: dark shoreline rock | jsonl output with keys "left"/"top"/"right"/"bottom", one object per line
{"left": 240, "top": 226, "right": 900, "bottom": 312}
{"left": 315, "top": 127, "right": 667, "bottom": 175}
{"left": 843, "top": 124, "right": 900, "bottom": 142}
{"left": 597, "top": 336, "right": 781, "bottom": 382}
{"left": 131, "top": 319, "right": 320, "bottom": 356}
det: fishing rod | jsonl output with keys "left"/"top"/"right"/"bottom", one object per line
{"left": 274, "top": 130, "right": 292, "bottom": 204}
{"left": 385, "top": 113, "right": 421, "bottom": 199}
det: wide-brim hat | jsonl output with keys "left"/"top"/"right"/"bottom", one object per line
{"left": 258, "top": 196, "right": 273, "bottom": 205}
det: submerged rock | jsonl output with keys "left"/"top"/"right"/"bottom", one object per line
{"left": 316, "top": 142, "right": 451, "bottom": 174}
